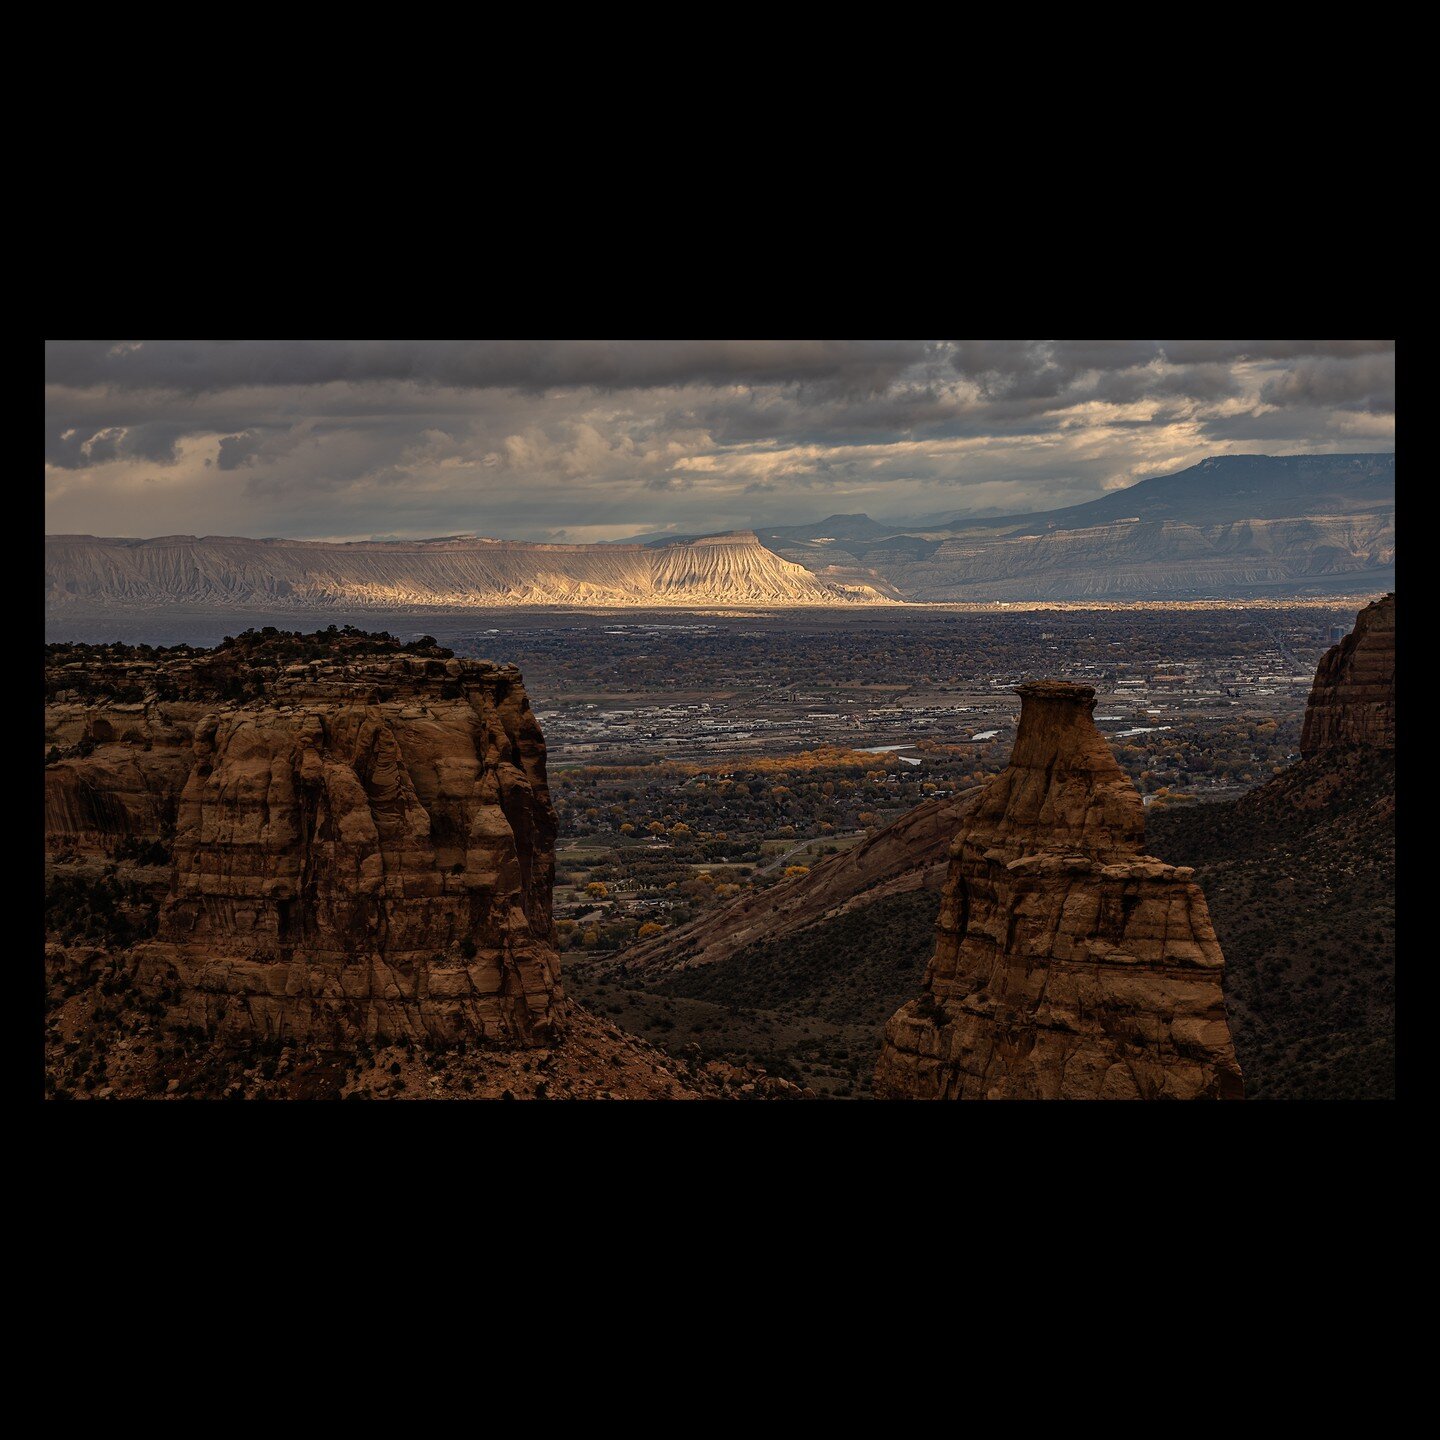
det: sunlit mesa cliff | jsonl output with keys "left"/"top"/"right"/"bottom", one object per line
{"left": 45, "top": 531, "right": 893, "bottom": 610}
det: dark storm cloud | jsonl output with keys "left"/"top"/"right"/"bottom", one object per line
{"left": 949, "top": 339, "right": 1390, "bottom": 389}
{"left": 1090, "top": 363, "right": 1241, "bottom": 404}
{"left": 672, "top": 385, "right": 968, "bottom": 447}
{"left": 1197, "top": 405, "right": 1392, "bottom": 442}
{"left": 44, "top": 339, "right": 934, "bottom": 398}
{"left": 1156, "top": 339, "right": 1392, "bottom": 364}
{"left": 47, "top": 419, "right": 189, "bottom": 468}
{"left": 216, "top": 431, "right": 265, "bottom": 470}
{"left": 948, "top": 340, "right": 1050, "bottom": 377}
{"left": 1259, "top": 352, "right": 1396, "bottom": 411}
{"left": 44, "top": 339, "right": 1394, "bottom": 541}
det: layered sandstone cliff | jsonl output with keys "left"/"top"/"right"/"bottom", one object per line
{"left": 46, "top": 642, "right": 563, "bottom": 1046}
{"left": 874, "top": 682, "right": 1242, "bottom": 1100}
{"left": 1301, "top": 593, "right": 1395, "bottom": 756}
{"left": 45, "top": 745, "right": 192, "bottom": 855}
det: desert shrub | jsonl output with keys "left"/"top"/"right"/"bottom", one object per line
{"left": 113, "top": 836, "right": 172, "bottom": 866}
{"left": 44, "top": 873, "right": 159, "bottom": 947}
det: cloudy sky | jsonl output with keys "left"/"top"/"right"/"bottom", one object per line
{"left": 44, "top": 340, "right": 1395, "bottom": 542}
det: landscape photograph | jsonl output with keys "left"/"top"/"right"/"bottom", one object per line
{"left": 42, "top": 339, "right": 1397, "bottom": 1101}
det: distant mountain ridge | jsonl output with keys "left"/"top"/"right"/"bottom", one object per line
{"left": 959, "top": 452, "right": 1395, "bottom": 532}
{"left": 760, "top": 454, "right": 1395, "bottom": 600}
{"left": 46, "top": 453, "right": 1394, "bottom": 612}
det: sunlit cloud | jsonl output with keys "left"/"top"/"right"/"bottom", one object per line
{"left": 44, "top": 340, "right": 1394, "bottom": 540}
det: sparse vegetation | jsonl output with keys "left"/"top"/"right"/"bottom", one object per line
{"left": 1149, "top": 749, "right": 1395, "bottom": 1100}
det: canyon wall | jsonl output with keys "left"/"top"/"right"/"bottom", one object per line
{"left": 1301, "top": 592, "right": 1396, "bottom": 756}
{"left": 46, "top": 646, "right": 563, "bottom": 1046}
{"left": 874, "top": 682, "right": 1242, "bottom": 1100}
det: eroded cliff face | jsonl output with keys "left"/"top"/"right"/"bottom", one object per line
{"left": 45, "top": 746, "right": 191, "bottom": 854}
{"left": 47, "top": 647, "right": 562, "bottom": 1047}
{"left": 45, "top": 529, "right": 891, "bottom": 611}
{"left": 45, "top": 688, "right": 206, "bottom": 855}
{"left": 874, "top": 682, "right": 1242, "bottom": 1101}
{"left": 1301, "top": 593, "right": 1395, "bottom": 756}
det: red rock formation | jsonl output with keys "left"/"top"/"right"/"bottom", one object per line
{"left": 45, "top": 688, "right": 207, "bottom": 855}
{"left": 874, "top": 682, "right": 1242, "bottom": 1101}
{"left": 45, "top": 747, "right": 191, "bottom": 855}
{"left": 46, "top": 645, "right": 563, "bottom": 1047}
{"left": 1301, "top": 593, "right": 1395, "bottom": 756}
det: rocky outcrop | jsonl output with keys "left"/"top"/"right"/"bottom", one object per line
{"left": 46, "top": 642, "right": 564, "bottom": 1047}
{"left": 45, "top": 747, "right": 191, "bottom": 855}
{"left": 1144, "top": 592, "right": 1396, "bottom": 1100}
{"left": 874, "top": 682, "right": 1243, "bottom": 1100}
{"left": 1301, "top": 593, "right": 1395, "bottom": 756}
{"left": 45, "top": 686, "right": 205, "bottom": 855}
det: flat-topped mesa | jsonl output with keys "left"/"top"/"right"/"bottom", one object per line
{"left": 46, "top": 641, "right": 564, "bottom": 1047}
{"left": 43, "top": 652, "right": 528, "bottom": 852}
{"left": 874, "top": 680, "right": 1242, "bottom": 1101}
{"left": 145, "top": 663, "right": 557, "bottom": 1045}
{"left": 1301, "top": 593, "right": 1395, "bottom": 757}
{"left": 683, "top": 530, "right": 761, "bottom": 545}
{"left": 45, "top": 530, "right": 892, "bottom": 608}
{"left": 47, "top": 648, "right": 521, "bottom": 708}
